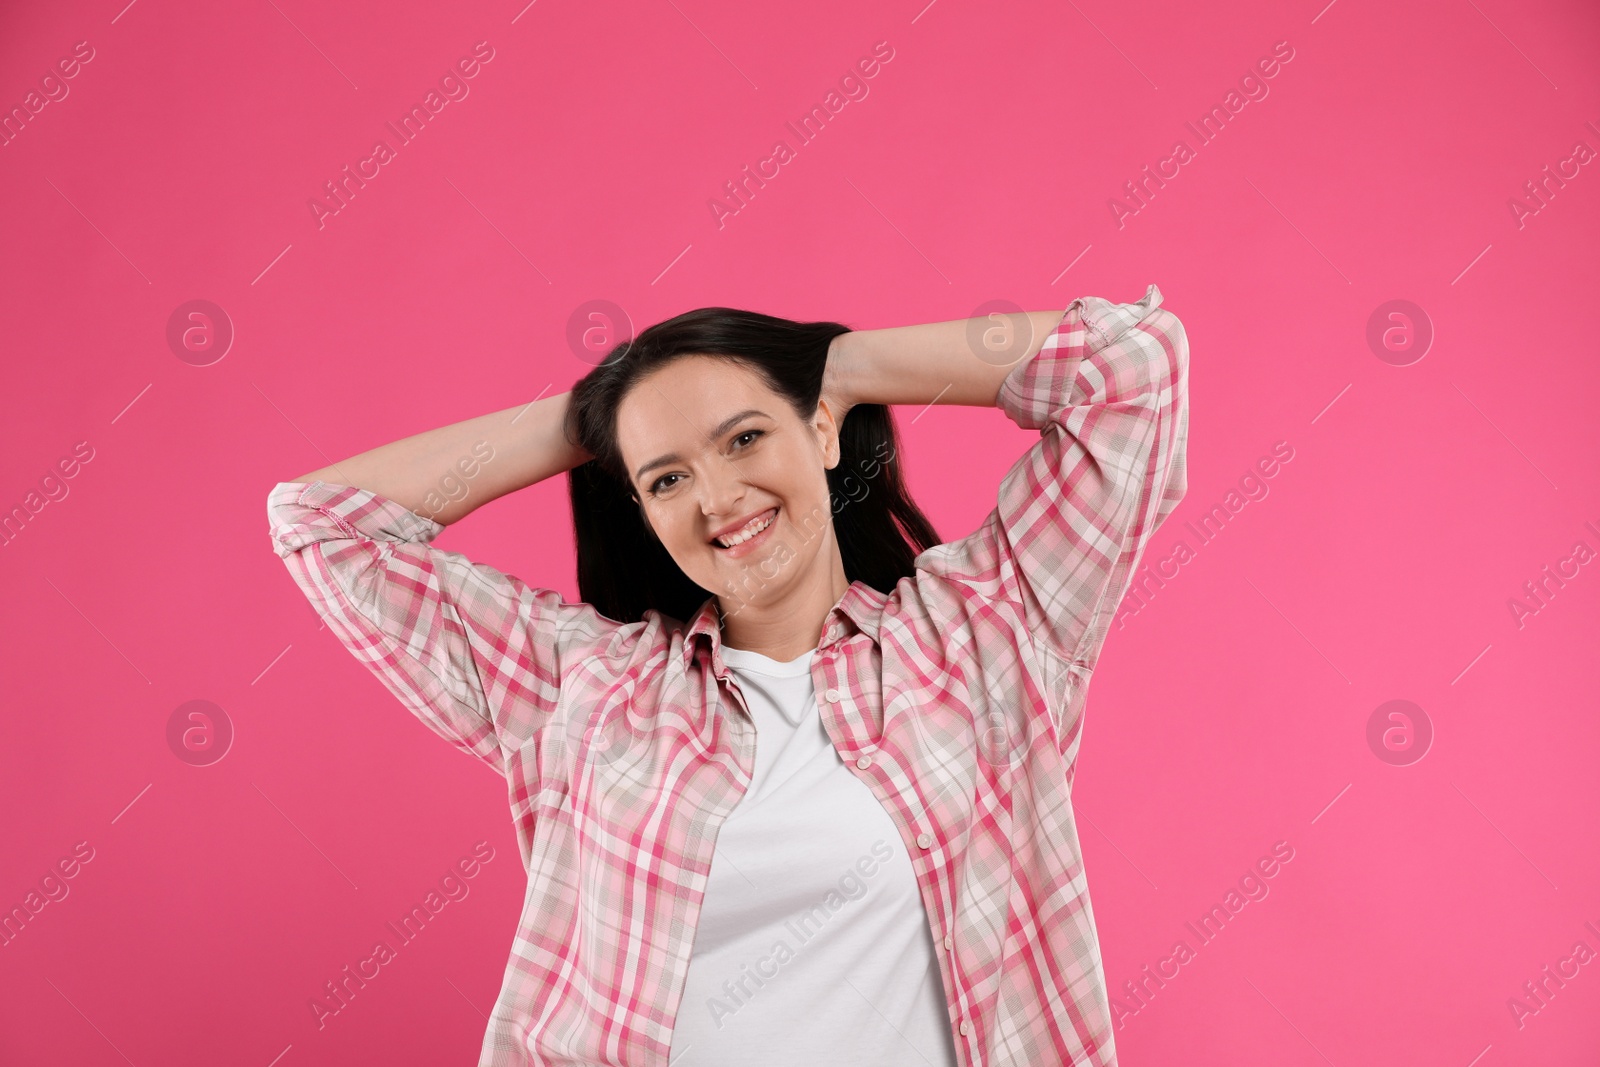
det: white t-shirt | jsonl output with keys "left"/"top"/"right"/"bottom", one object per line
{"left": 668, "top": 644, "right": 959, "bottom": 1067}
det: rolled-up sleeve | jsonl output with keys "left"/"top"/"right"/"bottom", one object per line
{"left": 921, "top": 283, "right": 1190, "bottom": 680}
{"left": 266, "top": 480, "right": 623, "bottom": 776}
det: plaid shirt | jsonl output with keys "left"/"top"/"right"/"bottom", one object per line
{"left": 266, "top": 283, "right": 1188, "bottom": 1066}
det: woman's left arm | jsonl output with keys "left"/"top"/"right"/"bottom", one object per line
{"left": 822, "top": 308, "right": 1066, "bottom": 420}
{"left": 826, "top": 286, "right": 1189, "bottom": 682}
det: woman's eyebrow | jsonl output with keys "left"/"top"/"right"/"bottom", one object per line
{"left": 634, "top": 408, "right": 769, "bottom": 482}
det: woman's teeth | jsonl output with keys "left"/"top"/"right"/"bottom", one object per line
{"left": 716, "top": 509, "right": 776, "bottom": 547}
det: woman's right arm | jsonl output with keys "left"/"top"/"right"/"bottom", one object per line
{"left": 291, "top": 391, "right": 592, "bottom": 527}
{"left": 267, "top": 390, "right": 621, "bottom": 777}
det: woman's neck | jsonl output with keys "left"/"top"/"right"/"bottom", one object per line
{"left": 716, "top": 547, "right": 850, "bottom": 661}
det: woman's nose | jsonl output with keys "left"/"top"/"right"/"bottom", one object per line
{"left": 698, "top": 463, "right": 746, "bottom": 518}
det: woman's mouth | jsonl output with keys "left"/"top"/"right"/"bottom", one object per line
{"left": 712, "top": 507, "right": 779, "bottom": 558}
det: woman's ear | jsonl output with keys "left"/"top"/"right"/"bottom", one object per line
{"left": 815, "top": 401, "right": 842, "bottom": 470}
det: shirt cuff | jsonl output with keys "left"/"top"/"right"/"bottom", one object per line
{"left": 996, "top": 284, "right": 1164, "bottom": 430}
{"left": 266, "top": 480, "right": 444, "bottom": 560}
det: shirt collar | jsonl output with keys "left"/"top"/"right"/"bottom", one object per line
{"left": 681, "top": 580, "right": 887, "bottom": 677}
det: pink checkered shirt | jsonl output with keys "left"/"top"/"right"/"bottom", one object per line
{"left": 267, "top": 283, "right": 1188, "bottom": 1066}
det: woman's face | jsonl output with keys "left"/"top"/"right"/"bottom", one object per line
{"left": 616, "top": 355, "right": 842, "bottom": 611}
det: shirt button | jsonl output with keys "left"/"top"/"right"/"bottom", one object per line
{"left": 959, "top": 1020, "right": 971, "bottom": 1036}
{"left": 855, "top": 754, "right": 872, "bottom": 769}
{"left": 943, "top": 934, "right": 953, "bottom": 950}
{"left": 824, "top": 688, "right": 841, "bottom": 703}
{"left": 916, "top": 832, "right": 933, "bottom": 849}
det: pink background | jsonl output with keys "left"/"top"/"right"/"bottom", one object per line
{"left": 2, "top": 0, "right": 1598, "bottom": 1063}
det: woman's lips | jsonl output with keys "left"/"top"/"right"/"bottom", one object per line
{"left": 713, "top": 507, "right": 779, "bottom": 558}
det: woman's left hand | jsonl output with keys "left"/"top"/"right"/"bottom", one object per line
{"left": 820, "top": 333, "right": 857, "bottom": 428}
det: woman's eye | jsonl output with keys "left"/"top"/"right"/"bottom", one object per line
{"left": 648, "top": 432, "right": 761, "bottom": 495}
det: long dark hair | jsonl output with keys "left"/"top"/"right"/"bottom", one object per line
{"left": 563, "top": 306, "right": 942, "bottom": 624}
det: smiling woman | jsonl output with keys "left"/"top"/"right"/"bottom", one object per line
{"left": 563, "top": 306, "right": 958, "bottom": 660}
{"left": 267, "top": 284, "right": 1189, "bottom": 1066}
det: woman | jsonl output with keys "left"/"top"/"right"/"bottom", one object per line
{"left": 267, "top": 283, "right": 1188, "bottom": 1067}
